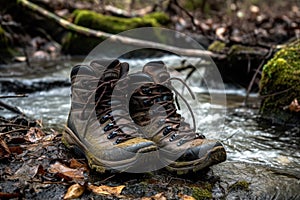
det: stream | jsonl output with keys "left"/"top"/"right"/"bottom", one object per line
{"left": 0, "top": 56, "right": 299, "bottom": 199}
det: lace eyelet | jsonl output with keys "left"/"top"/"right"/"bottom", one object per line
{"left": 169, "top": 133, "right": 177, "bottom": 141}
{"left": 104, "top": 123, "right": 114, "bottom": 131}
{"left": 142, "top": 87, "right": 151, "bottom": 94}
{"left": 177, "top": 139, "right": 185, "bottom": 146}
{"left": 196, "top": 133, "right": 206, "bottom": 139}
{"left": 163, "top": 126, "right": 172, "bottom": 136}
{"left": 100, "top": 114, "right": 110, "bottom": 124}
{"left": 107, "top": 131, "right": 118, "bottom": 139}
{"left": 115, "top": 138, "right": 124, "bottom": 144}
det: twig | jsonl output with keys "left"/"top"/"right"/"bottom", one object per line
{"left": 172, "top": 0, "right": 200, "bottom": 30}
{"left": 0, "top": 128, "right": 29, "bottom": 137}
{"left": 17, "top": 0, "right": 218, "bottom": 58}
{"left": 243, "top": 47, "right": 274, "bottom": 106}
{"left": 0, "top": 100, "right": 26, "bottom": 116}
{"left": 0, "top": 124, "right": 29, "bottom": 128}
{"left": 0, "top": 94, "right": 28, "bottom": 98}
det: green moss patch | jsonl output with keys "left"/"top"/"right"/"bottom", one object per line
{"left": 62, "top": 10, "right": 170, "bottom": 55}
{"left": 208, "top": 41, "right": 226, "bottom": 53}
{"left": 259, "top": 39, "right": 300, "bottom": 125}
{"left": 192, "top": 184, "right": 212, "bottom": 200}
{"left": 228, "top": 180, "right": 250, "bottom": 192}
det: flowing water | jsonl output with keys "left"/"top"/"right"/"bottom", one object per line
{"left": 1, "top": 57, "right": 299, "bottom": 199}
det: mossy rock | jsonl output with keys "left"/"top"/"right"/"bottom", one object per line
{"left": 62, "top": 10, "right": 170, "bottom": 55}
{"left": 208, "top": 41, "right": 268, "bottom": 90}
{"left": 0, "top": 25, "right": 14, "bottom": 63}
{"left": 259, "top": 39, "right": 300, "bottom": 125}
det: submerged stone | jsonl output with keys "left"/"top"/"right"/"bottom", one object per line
{"left": 62, "top": 10, "right": 170, "bottom": 55}
{"left": 259, "top": 39, "right": 300, "bottom": 125}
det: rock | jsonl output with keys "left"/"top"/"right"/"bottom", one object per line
{"left": 259, "top": 39, "right": 300, "bottom": 126}
{"left": 62, "top": 10, "right": 170, "bottom": 55}
{"left": 208, "top": 41, "right": 269, "bottom": 89}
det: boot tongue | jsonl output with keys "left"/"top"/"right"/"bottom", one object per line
{"left": 90, "top": 59, "right": 128, "bottom": 81}
{"left": 143, "top": 61, "right": 170, "bottom": 84}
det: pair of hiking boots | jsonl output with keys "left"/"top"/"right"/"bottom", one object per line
{"left": 62, "top": 59, "right": 226, "bottom": 174}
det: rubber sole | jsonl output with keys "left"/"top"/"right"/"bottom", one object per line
{"left": 62, "top": 126, "right": 159, "bottom": 173}
{"left": 166, "top": 145, "right": 227, "bottom": 175}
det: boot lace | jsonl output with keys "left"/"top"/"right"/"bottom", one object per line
{"left": 131, "top": 76, "right": 205, "bottom": 145}
{"left": 81, "top": 74, "right": 135, "bottom": 144}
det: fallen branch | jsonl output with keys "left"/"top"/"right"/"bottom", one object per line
{"left": 104, "top": 5, "right": 154, "bottom": 18}
{"left": 17, "top": 0, "right": 219, "bottom": 58}
{"left": 0, "top": 100, "right": 25, "bottom": 116}
{"left": 0, "top": 94, "right": 28, "bottom": 99}
{"left": 243, "top": 47, "right": 274, "bottom": 105}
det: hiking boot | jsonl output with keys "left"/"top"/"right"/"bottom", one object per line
{"left": 62, "top": 59, "right": 157, "bottom": 173}
{"left": 129, "top": 61, "right": 227, "bottom": 174}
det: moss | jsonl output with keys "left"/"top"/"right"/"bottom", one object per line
{"left": 62, "top": 10, "right": 169, "bottom": 55}
{"left": 228, "top": 44, "right": 260, "bottom": 56}
{"left": 259, "top": 39, "right": 300, "bottom": 125}
{"left": 208, "top": 41, "right": 226, "bottom": 53}
{"left": 192, "top": 185, "right": 212, "bottom": 200}
{"left": 143, "top": 12, "right": 170, "bottom": 25}
{"left": 228, "top": 180, "right": 250, "bottom": 191}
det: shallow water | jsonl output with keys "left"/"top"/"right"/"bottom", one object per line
{"left": 1, "top": 57, "right": 299, "bottom": 198}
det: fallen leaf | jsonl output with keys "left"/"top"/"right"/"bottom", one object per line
{"left": 178, "top": 193, "right": 196, "bottom": 200}
{"left": 64, "top": 183, "right": 85, "bottom": 199}
{"left": 0, "top": 138, "right": 11, "bottom": 158}
{"left": 49, "top": 161, "right": 84, "bottom": 180}
{"left": 25, "top": 127, "right": 45, "bottom": 143}
{"left": 69, "top": 158, "right": 88, "bottom": 171}
{"left": 8, "top": 146, "right": 23, "bottom": 155}
{"left": 141, "top": 192, "right": 167, "bottom": 200}
{"left": 88, "top": 184, "right": 125, "bottom": 196}
{"left": 288, "top": 98, "right": 300, "bottom": 112}
{"left": 0, "top": 192, "right": 20, "bottom": 199}
{"left": 9, "top": 164, "right": 41, "bottom": 181}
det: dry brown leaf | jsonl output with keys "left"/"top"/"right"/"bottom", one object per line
{"left": 25, "top": 127, "right": 45, "bottom": 142}
{"left": 0, "top": 192, "right": 20, "bottom": 199}
{"left": 0, "top": 138, "right": 11, "bottom": 158}
{"left": 49, "top": 161, "right": 84, "bottom": 180}
{"left": 8, "top": 146, "right": 23, "bottom": 155}
{"left": 178, "top": 193, "right": 196, "bottom": 200}
{"left": 64, "top": 183, "right": 85, "bottom": 199}
{"left": 69, "top": 158, "right": 88, "bottom": 171}
{"left": 88, "top": 184, "right": 125, "bottom": 196}
{"left": 141, "top": 192, "right": 167, "bottom": 200}
{"left": 288, "top": 98, "right": 300, "bottom": 112}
